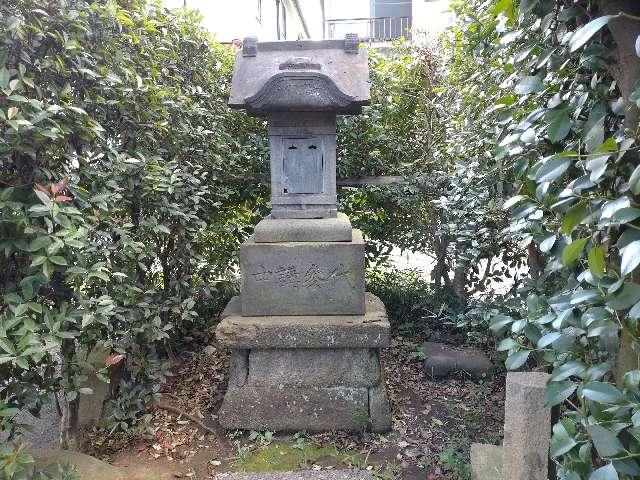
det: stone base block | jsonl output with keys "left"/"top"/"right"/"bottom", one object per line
{"left": 216, "top": 293, "right": 390, "bottom": 349}
{"left": 248, "top": 348, "right": 381, "bottom": 387}
{"left": 254, "top": 213, "right": 353, "bottom": 243}
{"left": 470, "top": 444, "right": 503, "bottom": 480}
{"left": 240, "top": 230, "right": 365, "bottom": 316}
{"left": 218, "top": 383, "right": 390, "bottom": 432}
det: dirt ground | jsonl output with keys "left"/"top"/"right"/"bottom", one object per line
{"left": 85, "top": 335, "right": 505, "bottom": 480}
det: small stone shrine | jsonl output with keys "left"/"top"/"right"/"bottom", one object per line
{"left": 216, "top": 35, "right": 391, "bottom": 432}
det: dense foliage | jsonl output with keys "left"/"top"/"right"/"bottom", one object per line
{"left": 0, "top": 0, "right": 267, "bottom": 459}
{"left": 444, "top": 0, "right": 640, "bottom": 477}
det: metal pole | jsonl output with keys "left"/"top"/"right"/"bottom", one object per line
{"left": 320, "top": 0, "right": 326, "bottom": 39}
{"left": 275, "top": 0, "right": 281, "bottom": 40}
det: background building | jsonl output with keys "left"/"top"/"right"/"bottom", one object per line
{"left": 163, "top": 0, "right": 452, "bottom": 43}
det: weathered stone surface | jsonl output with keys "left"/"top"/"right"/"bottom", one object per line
{"left": 229, "top": 38, "right": 370, "bottom": 115}
{"left": 78, "top": 344, "right": 110, "bottom": 428}
{"left": 254, "top": 213, "right": 352, "bottom": 243}
{"left": 33, "top": 449, "right": 125, "bottom": 480}
{"left": 214, "top": 471, "right": 373, "bottom": 480}
{"left": 0, "top": 396, "right": 60, "bottom": 449}
{"left": 217, "top": 293, "right": 390, "bottom": 349}
{"left": 219, "top": 384, "right": 389, "bottom": 432}
{"left": 503, "top": 372, "right": 551, "bottom": 480}
{"left": 248, "top": 348, "right": 380, "bottom": 387}
{"left": 229, "top": 349, "right": 249, "bottom": 387}
{"left": 219, "top": 385, "right": 367, "bottom": 431}
{"left": 422, "top": 342, "right": 492, "bottom": 379}
{"left": 240, "top": 231, "right": 365, "bottom": 316}
{"left": 368, "top": 380, "right": 392, "bottom": 432}
{"left": 470, "top": 444, "right": 503, "bottom": 480}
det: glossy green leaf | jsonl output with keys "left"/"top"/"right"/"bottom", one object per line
{"left": 562, "top": 238, "right": 589, "bottom": 265}
{"left": 505, "top": 350, "right": 530, "bottom": 370}
{"left": 544, "top": 380, "right": 577, "bottom": 407}
{"left": 546, "top": 109, "right": 571, "bottom": 142}
{"left": 550, "top": 422, "right": 577, "bottom": 457}
{"left": 587, "top": 425, "right": 625, "bottom": 457}
{"left": 561, "top": 201, "right": 586, "bottom": 234}
{"left": 582, "top": 382, "right": 623, "bottom": 404}
{"left": 607, "top": 283, "right": 640, "bottom": 310}
{"left": 588, "top": 246, "right": 606, "bottom": 278}
{"left": 515, "top": 75, "right": 543, "bottom": 95}
{"left": 536, "top": 156, "right": 571, "bottom": 183}
{"left": 621, "top": 240, "right": 640, "bottom": 276}
{"left": 589, "top": 464, "right": 619, "bottom": 480}
{"left": 569, "top": 15, "right": 617, "bottom": 52}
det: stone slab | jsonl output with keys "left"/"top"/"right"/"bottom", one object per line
{"left": 240, "top": 231, "right": 365, "bottom": 316}
{"left": 0, "top": 395, "right": 60, "bottom": 450}
{"left": 214, "top": 471, "right": 373, "bottom": 480}
{"left": 503, "top": 372, "right": 551, "bottom": 480}
{"left": 216, "top": 293, "right": 390, "bottom": 349}
{"left": 33, "top": 450, "right": 125, "bottom": 480}
{"left": 218, "top": 384, "right": 389, "bottom": 432}
{"left": 422, "top": 342, "right": 492, "bottom": 379}
{"left": 470, "top": 444, "right": 503, "bottom": 480}
{"left": 78, "top": 345, "right": 110, "bottom": 428}
{"left": 368, "top": 380, "right": 392, "bottom": 432}
{"left": 248, "top": 348, "right": 380, "bottom": 387}
{"left": 254, "top": 213, "right": 353, "bottom": 243}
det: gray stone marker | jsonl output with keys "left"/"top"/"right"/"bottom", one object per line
{"left": 214, "top": 472, "right": 373, "bottom": 480}
{"left": 470, "top": 371, "right": 551, "bottom": 480}
{"left": 503, "top": 372, "right": 551, "bottom": 480}
{"left": 216, "top": 35, "right": 391, "bottom": 433}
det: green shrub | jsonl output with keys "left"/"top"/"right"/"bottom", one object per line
{"left": 366, "top": 266, "right": 462, "bottom": 332}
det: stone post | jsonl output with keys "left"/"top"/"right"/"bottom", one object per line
{"left": 502, "top": 372, "right": 551, "bottom": 480}
{"left": 470, "top": 371, "right": 552, "bottom": 480}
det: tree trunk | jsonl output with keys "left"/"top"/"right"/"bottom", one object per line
{"left": 59, "top": 338, "right": 80, "bottom": 450}
{"left": 601, "top": 0, "right": 640, "bottom": 133}
{"left": 600, "top": 0, "right": 640, "bottom": 384}
{"left": 453, "top": 262, "right": 467, "bottom": 303}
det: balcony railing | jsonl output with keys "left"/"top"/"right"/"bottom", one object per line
{"left": 325, "top": 16, "right": 412, "bottom": 43}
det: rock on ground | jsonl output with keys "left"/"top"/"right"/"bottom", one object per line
{"left": 422, "top": 342, "right": 492, "bottom": 378}
{"left": 214, "top": 472, "right": 373, "bottom": 480}
{"left": 33, "top": 449, "right": 125, "bottom": 480}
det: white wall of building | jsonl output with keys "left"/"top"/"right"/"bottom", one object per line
{"left": 412, "top": 0, "right": 453, "bottom": 37}
{"left": 162, "top": 0, "right": 453, "bottom": 42}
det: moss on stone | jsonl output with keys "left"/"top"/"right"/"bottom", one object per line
{"left": 233, "top": 442, "right": 361, "bottom": 473}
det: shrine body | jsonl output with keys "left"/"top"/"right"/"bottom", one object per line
{"left": 216, "top": 35, "right": 392, "bottom": 432}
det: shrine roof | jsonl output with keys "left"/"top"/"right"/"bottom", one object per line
{"left": 228, "top": 36, "right": 370, "bottom": 115}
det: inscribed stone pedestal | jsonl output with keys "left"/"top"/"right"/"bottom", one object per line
{"left": 240, "top": 230, "right": 365, "bottom": 316}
